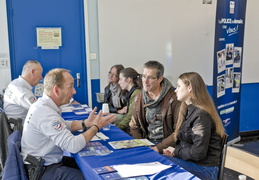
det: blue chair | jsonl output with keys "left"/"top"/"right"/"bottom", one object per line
{"left": 2, "top": 130, "right": 28, "bottom": 180}
{"left": 0, "top": 111, "right": 23, "bottom": 178}
{"left": 0, "top": 111, "right": 12, "bottom": 177}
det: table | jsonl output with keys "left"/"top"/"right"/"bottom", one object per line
{"left": 62, "top": 112, "right": 200, "bottom": 180}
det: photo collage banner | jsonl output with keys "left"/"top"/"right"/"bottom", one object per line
{"left": 213, "top": 0, "right": 247, "bottom": 141}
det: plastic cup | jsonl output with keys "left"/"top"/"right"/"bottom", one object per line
{"left": 102, "top": 103, "right": 109, "bottom": 113}
{"left": 238, "top": 175, "right": 247, "bottom": 180}
{"left": 102, "top": 103, "right": 110, "bottom": 131}
{"left": 102, "top": 123, "right": 111, "bottom": 131}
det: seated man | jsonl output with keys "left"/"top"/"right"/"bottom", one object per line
{"left": 21, "top": 68, "right": 115, "bottom": 180}
{"left": 129, "top": 60, "right": 180, "bottom": 153}
{"left": 4, "top": 60, "right": 43, "bottom": 124}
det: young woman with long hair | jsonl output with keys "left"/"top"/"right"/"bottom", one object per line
{"left": 163, "top": 72, "right": 225, "bottom": 180}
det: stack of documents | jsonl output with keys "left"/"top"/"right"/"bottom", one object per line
{"left": 61, "top": 104, "right": 92, "bottom": 115}
{"left": 78, "top": 142, "right": 112, "bottom": 157}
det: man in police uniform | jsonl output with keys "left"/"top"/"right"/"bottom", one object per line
{"left": 21, "top": 68, "right": 116, "bottom": 180}
{"left": 4, "top": 60, "right": 43, "bottom": 124}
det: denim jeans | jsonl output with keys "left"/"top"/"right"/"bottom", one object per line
{"left": 164, "top": 155, "right": 219, "bottom": 180}
{"left": 41, "top": 156, "right": 84, "bottom": 180}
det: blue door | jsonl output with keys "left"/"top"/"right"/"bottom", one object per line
{"left": 6, "top": 0, "right": 88, "bottom": 104}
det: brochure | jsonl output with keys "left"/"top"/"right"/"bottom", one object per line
{"left": 69, "top": 104, "right": 83, "bottom": 108}
{"left": 73, "top": 107, "right": 92, "bottom": 115}
{"left": 108, "top": 139, "right": 154, "bottom": 149}
{"left": 93, "top": 166, "right": 117, "bottom": 174}
{"left": 91, "top": 132, "right": 109, "bottom": 141}
{"left": 78, "top": 142, "right": 112, "bottom": 157}
{"left": 101, "top": 173, "right": 148, "bottom": 180}
{"left": 101, "top": 172, "right": 122, "bottom": 180}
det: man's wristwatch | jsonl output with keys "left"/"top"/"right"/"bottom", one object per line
{"left": 81, "top": 119, "right": 88, "bottom": 131}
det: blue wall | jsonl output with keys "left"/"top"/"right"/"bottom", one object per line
{"left": 91, "top": 79, "right": 102, "bottom": 111}
{"left": 240, "top": 83, "right": 259, "bottom": 132}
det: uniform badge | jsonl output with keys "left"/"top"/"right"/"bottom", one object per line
{"left": 52, "top": 120, "right": 63, "bottom": 131}
{"left": 29, "top": 96, "right": 37, "bottom": 103}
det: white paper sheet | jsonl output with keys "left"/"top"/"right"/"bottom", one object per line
{"left": 61, "top": 106, "right": 73, "bottom": 112}
{"left": 113, "top": 162, "right": 171, "bottom": 178}
{"left": 91, "top": 132, "right": 109, "bottom": 141}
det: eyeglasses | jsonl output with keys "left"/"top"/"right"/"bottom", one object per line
{"left": 141, "top": 74, "right": 158, "bottom": 81}
{"left": 108, "top": 72, "right": 118, "bottom": 78}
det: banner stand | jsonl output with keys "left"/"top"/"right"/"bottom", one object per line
{"left": 213, "top": 0, "right": 247, "bottom": 142}
{"left": 227, "top": 137, "right": 240, "bottom": 145}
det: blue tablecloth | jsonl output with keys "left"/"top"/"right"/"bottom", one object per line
{"left": 62, "top": 112, "right": 90, "bottom": 121}
{"left": 62, "top": 112, "right": 200, "bottom": 180}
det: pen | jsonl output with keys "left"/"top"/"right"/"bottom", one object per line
{"left": 95, "top": 133, "right": 106, "bottom": 141}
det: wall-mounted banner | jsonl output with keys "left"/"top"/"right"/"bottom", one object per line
{"left": 213, "top": 0, "right": 247, "bottom": 142}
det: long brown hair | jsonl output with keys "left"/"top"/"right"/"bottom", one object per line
{"left": 110, "top": 64, "right": 124, "bottom": 77}
{"left": 174, "top": 72, "right": 225, "bottom": 140}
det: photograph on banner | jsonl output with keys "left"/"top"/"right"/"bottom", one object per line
{"left": 225, "top": 67, "right": 234, "bottom": 89}
{"left": 232, "top": 72, "right": 241, "bottom": 93}
{"left": 217, "top": 49, "right": 226, "bottom": 73}
{"left": 225, "top": 43, "right": 234, "bottom": 65}
{"left": 233, "top": 47, "right": 242, "bottom": 67}
{"left": 217, "top": 74, "right": 226, "bottom": 98}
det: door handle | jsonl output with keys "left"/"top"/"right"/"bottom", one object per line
{"left": 76, "top": 73, "right": 80, "bottom": 88}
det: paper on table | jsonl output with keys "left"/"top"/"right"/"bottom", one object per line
{"left": 73, "top": 107, "right": 92, "bottom": 115}
{"left": 108, "top": 139, "right": 154, "bottom": 149}
{"left": 61, "top": 104, "right": 90, "bottom": 113}
{"left": 78, "top": 142, "right": 112, "bottom": 157}
{"left": 91, "top": 132, "right": 109, "bottom": 141}
{"left": 112, "top": 162, "right": 171, "bottom": 178}
{"left": 61, "top": 106, "right": 73, "bottom": 112}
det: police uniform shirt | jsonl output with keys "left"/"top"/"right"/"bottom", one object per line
{"left": 21, "top": 93, "right": 86, "bottom": 166}
{"left": 4, "top": 76, "right": 37, "bottom": 122}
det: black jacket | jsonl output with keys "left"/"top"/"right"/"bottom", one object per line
{"left": 104, "top": 84, "right": 128, "bottom": 113}
{"left": 174, "top": 104, "right": 221, "bottom": 167}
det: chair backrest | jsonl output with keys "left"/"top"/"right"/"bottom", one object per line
{"left": 225, "top": 146, "right": 259, "bottom": 179}
{"left": 8, "top": 117, "right": 23, "bottom": 133}
{"left": 2, "top": 130, "right": 28, "bottom": 180}
{"left": 96, "top": 92, "right": 104, "bottom": 103}
{"left": 0, "top": 94, "right": 3, "bottom": 109}
{"left": 218, "top": 134, "right": 228, "bottom": 180}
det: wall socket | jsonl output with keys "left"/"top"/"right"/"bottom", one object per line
{"left": 0, "top": 59, "right": 9, "bottom": 69}
{"left": 89, "top": 53, "right": 97, "bottom": 60}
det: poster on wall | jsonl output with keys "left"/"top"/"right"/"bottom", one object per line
{"left": 36, "top": 27, "right": 62, "bottom": 49}
{"left": 212, "top": 0, "right": 247, "bottom": 142}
